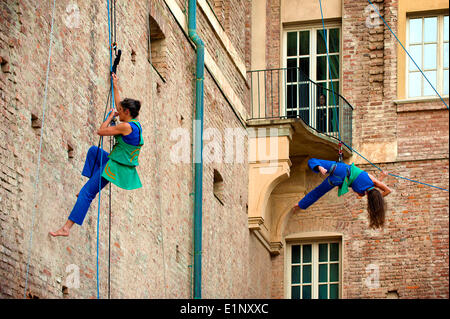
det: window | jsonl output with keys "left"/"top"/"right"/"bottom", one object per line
{"left": 148, "top": 14, "right": 167, "bottom": 81}
{"left": 213, "top": 169, "right": 224, "bottom": 205}
{"left": 284, "top": 25, "right": 341, "bottom": 134}
{"left": 288, "top": 240, "right": 341, "bottom": 299}
{"left": 407, "top": 14, "right": 449, "bottom": 98}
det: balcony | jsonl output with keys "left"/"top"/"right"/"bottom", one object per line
{"left": 247, "top": 67, "right": 353, "bottom": 159}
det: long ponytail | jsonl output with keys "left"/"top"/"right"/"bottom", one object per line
{"left": 367, "top": 188, "right": 386, "bottom": 229}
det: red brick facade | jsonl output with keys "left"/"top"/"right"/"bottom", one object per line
{"left": 264, "top": 0, "right": 448, "bottom": 299}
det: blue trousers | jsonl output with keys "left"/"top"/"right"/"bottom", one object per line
{"left": 298, "top": 158, "right": 350, "bottom": 209}
{"left": 68, "top": 146, "right": 110, "bottom": 225}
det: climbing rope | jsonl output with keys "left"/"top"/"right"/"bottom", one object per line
{"left": 108, "top": 134, "right": 113, "bottom": 299}
{"left": 318, "top": 0, "right": 341, "bottom": 161}
{"left": 366, "top": 0, "right": 448, "bottom": 110}
{"left": 108, "top": 0, "right": 117, "bottom": 300}
{"left": 89, "top": 81, "right": 114, "bottom": 300}
{"left": 23, "top": 0, "right": 57, "bottom": 299}
{"left": 94, "top": 1, "right": 119, "bottom": 298}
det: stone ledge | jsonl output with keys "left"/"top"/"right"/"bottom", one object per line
{"left": 248, "top": 216, "right": 264, "bottom": 230}
{"left": 394, "top": 97, "right": 449, "bottom": 113}
{"left": 250, "top": 227, "right": 284, "bottom": 256}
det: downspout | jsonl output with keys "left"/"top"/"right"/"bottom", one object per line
{"left": 188, "top": 0, "right": 205, "bottom": 299}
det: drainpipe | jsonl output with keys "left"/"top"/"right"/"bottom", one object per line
{"left": 188, "top": 0, "right": 205, "bottom": 299}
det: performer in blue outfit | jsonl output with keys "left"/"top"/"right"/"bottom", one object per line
{"left": 50, "top": 73, "right": 144, "bottom": 237}
{"left": 293, "top": 158, "right": 392, "bottom": 229}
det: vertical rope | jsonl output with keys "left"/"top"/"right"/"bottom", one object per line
{"left": 107, "top": 0, "right": 116, "bottom": 301}
{"left": 89, "top": 79, "right": 113, "bottom": 300}
{"left": 318, "top": 0, "right": 341, "bottom": 142}
{"left": 96, "top": 141, "right": 103, "bottom": 300}
{"left": 114, "top": 0, "right": 117, "bottom": 50}
{"left": 24, "top": 0, "right": 57, "bottom": 299}
{"left": 107, "top": 89, "right": 113, "bottom": 300}
{"left": 96, "top": 0, "right": 116, "bottom": 300}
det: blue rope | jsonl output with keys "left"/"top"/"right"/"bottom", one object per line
{"left": 96, "top": 0, "right": 116, "bottom": 300}
{"left": 341, "top": 141, "right": 449, "bottom": 192}
{"left": 318, "top": 0, "right": 341, "bottom": 141}
{"left": 366, "top": 0, "right": 449, "bottom": 110}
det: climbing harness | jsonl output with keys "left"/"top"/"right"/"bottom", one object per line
{"left": 327, "top": 163, "right": 350, "bottom": 187}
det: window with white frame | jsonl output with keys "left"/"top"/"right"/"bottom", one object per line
{"left": 288, "top": 240, "right": 341, "bottom": 299}
{"left": 407, "top": 14, "right": 449, "bottom": 98}
{"left": 284, "top": 25, "right": 341, "bottom": 134}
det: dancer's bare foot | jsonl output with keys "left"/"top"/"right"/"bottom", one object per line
{"left": 49, "top": 220, "right": 74, "bottom": 237}
{"left": 49, "top": 227, "right": 70, "bottom": 237}
{"left": 292, "top": 205, "right": 302, "bottom": 213}
{"left": 76, "top": 192, "right": 79, "bottom": 197}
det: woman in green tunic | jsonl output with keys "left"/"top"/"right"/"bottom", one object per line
{"left": 50, "top": 74, "right": 143, "bottom": 237}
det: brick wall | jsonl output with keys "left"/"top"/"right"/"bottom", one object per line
{"left": 210, "top": 0, "right": 248, "bottom": 65}
{"left": 277, "top": 159, "right": 448, "bottom": 298}
{"left": 266, "top": 0, "right": 281, "bottom": 70}
{"left": 342, "top": 0, "right": 398, "bottom": 147}
{"left": 262, "top": 0, "right": 449, "bottom": 299}
{"left": 196, "top": 5, "right": 249, "bottom": 118}
{"left": 0, "top": 0, "right": 250, "bottom": 299}
{"left": 248, "top": 233, "right": 273, "bottom": 298}
{"left": 1, "top": 0, "right": 447, "bottom": 300}
{"left": 397, "top": 107, "right": 449, "bottom": 161}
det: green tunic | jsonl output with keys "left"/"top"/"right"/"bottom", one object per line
{"left": 102, "top": 119, "right": 144, "bottom": 190}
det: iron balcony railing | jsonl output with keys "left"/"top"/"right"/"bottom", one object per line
{"left": 248, "top": 67, "right": 353, "bottom": 148}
